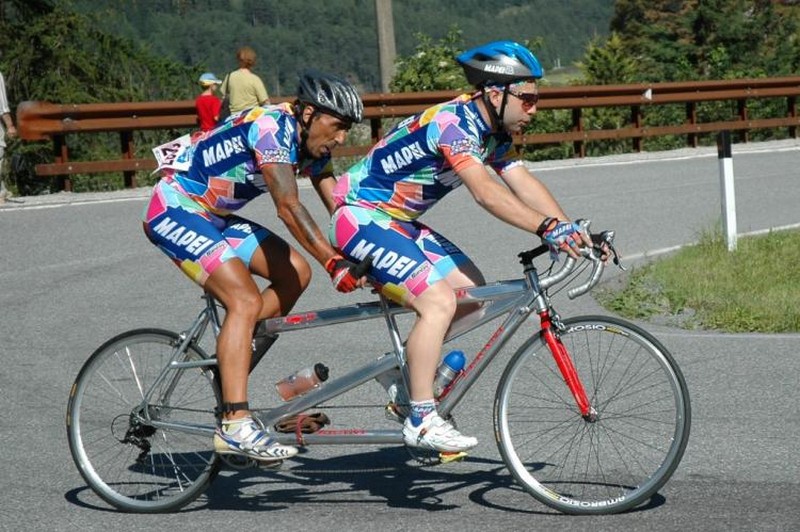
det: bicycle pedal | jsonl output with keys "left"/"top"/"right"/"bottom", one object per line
{"left": 384, "top": 402, "right": 406, "bottom": 423}
{"left": 220, "top": 454, "right": 258, "bottom": 470}
{"left": 439, "top": 451, "right": 468, "bottom": 464}
{"left": 257, "top": 459, "right": 284, "bottom": 470}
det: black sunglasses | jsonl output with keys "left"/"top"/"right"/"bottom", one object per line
{"left": 508, "top": 90, "right": 540, "bottom": 109}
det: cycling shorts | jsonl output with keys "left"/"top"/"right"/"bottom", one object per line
{"left": 329, "top": 204, "right": 469, "bottom": 305}
{"left": 142, "top": 180, "right": 272, "bottom": 286}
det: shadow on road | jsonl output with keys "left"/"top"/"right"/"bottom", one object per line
{"left": 64, "top": 446, "right": 666, "bottom": 515}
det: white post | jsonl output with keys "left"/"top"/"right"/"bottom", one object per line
{"left": 717, "top": 131, "right": 737, "bottom": 251}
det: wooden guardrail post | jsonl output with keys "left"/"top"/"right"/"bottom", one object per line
{"left": 686, "top": 102, "right": 698, "bottom": 148}
{"left": 789, "top": 96, "right": 798, "bottom": 139}
{"left": 571, "top": 107, "right": 584, "bottom": 157}
{"left": 631, "top": 105, "right": 643, "bottom": 152}
{"left": 53, "top": 134, "right": 71, "bottom": 192}
{"left": 120, "top": 130, "right": 136, "bottom": 188}
{"left": 737, "top": 99, "right": 749, "bottom": 143}
{"left": 369, "top": 117, "right": 382, "bottom": 151}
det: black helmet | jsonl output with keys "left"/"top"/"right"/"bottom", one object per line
{"left": 297, "top": 69, "right": 363, "bottom": 124}
{"left": 456, "top": 40, "right": 543, "bottom": 87}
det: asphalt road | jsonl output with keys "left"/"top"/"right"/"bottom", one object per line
{"left": 1, "top": 140, "right": 798, "bottom": 531}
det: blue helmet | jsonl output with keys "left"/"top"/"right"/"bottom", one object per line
{"left": 456, "top": 41, "right": 543, "bottom": 87}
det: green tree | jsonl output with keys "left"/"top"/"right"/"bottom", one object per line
{"left": 390, "top": 27, "right": 469, "bottom": 92}
{"left": 64, "top": 0, "right": 615, "bottom": 94}
{"left": 610, "top": 0, "right": 800, "bottom": 82}
{"left": 577, "top": 32, "right": 638, "bottom": 84}
{"left": 0, "top": 0, "right": 197, "bottom": 194}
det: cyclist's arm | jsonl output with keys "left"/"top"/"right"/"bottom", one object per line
{"left": 261, "top": 163, "right": 338, "bottom": 266}
{"left": 459, "top": 164, "right": 588, "bottom": 259}
{"left": 310, "top": 172, "right": 337, "bottom": 215}
{"left": 457, "top": 163, "right": 549, "bottom": 233}
{"left": 499, "top": 164, "right": 569, "bottom": 220}
{"left": 499, "top": 164, "right": 594, "bottom": 254}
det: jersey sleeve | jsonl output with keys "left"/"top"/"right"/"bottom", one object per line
{"left": 248, "top": 110, "right": 293, "bottom": 168}
{"left": 434, "top": 114, "right": 485, "bottom": 175}
{"left": 487, "top": 137, "right": 526, "bottom": 175}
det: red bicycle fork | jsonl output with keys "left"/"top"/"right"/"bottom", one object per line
{"left": 539, "top": 311, "right": 597, "bottom": 422}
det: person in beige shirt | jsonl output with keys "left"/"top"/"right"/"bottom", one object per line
{"left": 221, "top": 46, "right": 269, "bottom": 114}
{"left": 0, "top": 70, "right": 17, "bottom": 201}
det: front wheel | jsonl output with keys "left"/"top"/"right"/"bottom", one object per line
{"left": 494, "top": 316, "right": 691, "bottom": 515}
{"left": 66, "top": 329, "right": 221, "bottom": 512}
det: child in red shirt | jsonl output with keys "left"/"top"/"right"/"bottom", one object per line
{"left": 195, "top": 72, "right": 222, "bottom": 132}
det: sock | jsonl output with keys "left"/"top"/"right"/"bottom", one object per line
{"left": 221, "top": 416, "right": 251, "bottom": 434}
{"left": 409, "top": 399, "right": 436, "bottom": 427}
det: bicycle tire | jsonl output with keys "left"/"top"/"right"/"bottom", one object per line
{"left": 494, "top": 316, "right": 691, "bottom": 515}
{"left": 66, "top": 329, "right": 222, "bottom": 512}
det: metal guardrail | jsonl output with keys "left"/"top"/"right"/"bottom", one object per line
{"left": 16, "top": 77, "right": 800, "bottom": 191}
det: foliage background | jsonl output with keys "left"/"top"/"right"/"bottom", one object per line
{"left": 61, "top": 0, "right": 614, "bottom": 96}
{"left": 1, "top": 0, "right": 799, "bottom": 193}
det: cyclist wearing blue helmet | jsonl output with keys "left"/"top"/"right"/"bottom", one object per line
{"left": 329, "top": 41, "right": 591, "bottom": 453}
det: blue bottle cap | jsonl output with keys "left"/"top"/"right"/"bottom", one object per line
{"left": 443, "top": 350, "right": 465, "bottom": 371}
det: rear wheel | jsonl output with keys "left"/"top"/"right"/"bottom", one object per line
{"left": 67, "top": 329, "right": 221, "bottom": 512}
{"left": 494, "top": 316, "right": 691, "bottom": 515}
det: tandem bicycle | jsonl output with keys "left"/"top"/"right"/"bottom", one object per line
{"left": 66, "top": 225, "right": 691, "bottom": 514}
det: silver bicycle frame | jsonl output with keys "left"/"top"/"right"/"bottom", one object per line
{"left": 142, "top": 252, "right": 600, "bottom": 446}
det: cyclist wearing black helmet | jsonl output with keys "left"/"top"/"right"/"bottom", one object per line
{"left": 142, "top": 70, "right": 365, "bottom": 463}
{"left": 329, "top": 41, "right": 591, "bottom": 453}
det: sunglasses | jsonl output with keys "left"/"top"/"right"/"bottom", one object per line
{"left": 508, "top": 90, "right": 540, "bottom": 110}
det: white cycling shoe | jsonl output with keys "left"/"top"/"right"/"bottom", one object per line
{"left": 214, "top": 416, "right": 298, "bottom": 462}
{"left": 402, "top": 412, "right": 478, "bottom": 452}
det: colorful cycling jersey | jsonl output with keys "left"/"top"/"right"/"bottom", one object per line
{"left": 163, "top": 102, "right": 333, "bottom": 215}
{"left": 332, "top": 93, "right": 525, "bottom": 221}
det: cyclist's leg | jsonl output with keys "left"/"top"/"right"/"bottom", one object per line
{"left": 402, "top": 284, "right": 477, "bottom": 451}
{"left": 330, "top": 206, "right": 477, "bottom": 451}
{"left": 404, "top": 282, "right": 456, "bottom": 400}
{"left": 331, "top": 206, "right": 451, "bottom": 397}
{"left": 142, "top": 184, "right": 296, "bottom": 460}
{"left": 416, "top": 224, "right": 485, "bottom": 323}
{"left": 224, "top": 215, "right": 312, "bottom": 319}
{"left": 143, "top": 181, "right": 261, "bottom": 416}
{"left": 204, "top": 262, "right": 298, "bottom": 461}
{"left": 203, "top": 260, "right": 262, "bottom": 413}
{"left": 223, "top": 216, "right": 312, "bottom": 368}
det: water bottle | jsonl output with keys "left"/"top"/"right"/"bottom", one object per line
{"left": 434, "top": 350, "right": 465, "bottom": 397}
{"left": 275, "top": 363, "right": 329, "bottom": 401}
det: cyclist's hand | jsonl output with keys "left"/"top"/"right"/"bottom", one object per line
{"left": 537, "top": 217, "right": 590, "bottom": 260}
{"left": 325, "top": 255, "right": 366, "bottom": 293}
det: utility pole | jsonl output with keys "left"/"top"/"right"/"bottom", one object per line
{"left": 375, "top": 0, "right": 396, "bottom": 93}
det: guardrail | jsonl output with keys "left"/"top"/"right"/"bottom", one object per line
{"left": 16, "top": 77, "right": 800, "bottom": 191}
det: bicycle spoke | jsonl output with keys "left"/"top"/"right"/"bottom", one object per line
{"left": 67, "top": 330, "right": 220, "bottom": 512}
{"left": 495, "top": 317, "right": 690, "bottom": 515}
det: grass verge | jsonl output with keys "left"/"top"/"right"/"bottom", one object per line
{"left": 596, "top": 228, "right": 800, "bottom": 333}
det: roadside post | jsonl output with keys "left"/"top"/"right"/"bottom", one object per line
{"left": 717, "top": 130, "right": 737, "bottom": 251}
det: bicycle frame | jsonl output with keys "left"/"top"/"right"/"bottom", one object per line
{"left": 140, "top": 247, "right": 602, "bottom": 446}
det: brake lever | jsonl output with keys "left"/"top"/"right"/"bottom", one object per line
{"left": 594, "top": 230, "right": 626, "bottom": 271}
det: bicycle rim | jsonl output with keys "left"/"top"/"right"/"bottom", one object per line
{"left": 494, "top": 316, "right": 691, "bottom": 515}
{"left": 66, "top": 329, "right": 221, "bottom": 512}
